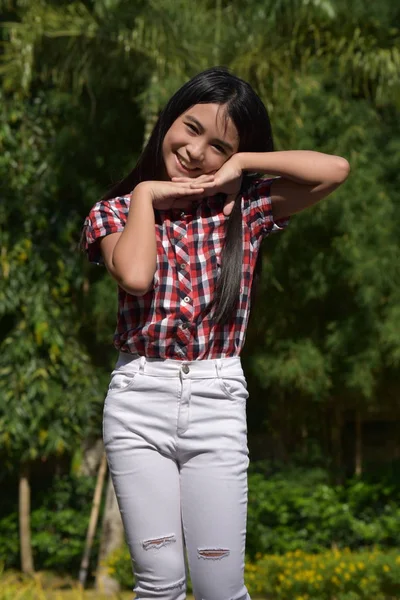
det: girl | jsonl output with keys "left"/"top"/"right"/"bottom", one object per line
{"left": 82, "top": 67, "right": 349, "bottom": 600}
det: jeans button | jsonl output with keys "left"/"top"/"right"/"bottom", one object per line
{"left": 182, "top": 364, "right": 190, "bottom": 374}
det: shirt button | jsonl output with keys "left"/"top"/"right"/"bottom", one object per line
{"left": 182, "top": 364, "right": 190, "bottom": 374}
{"left": 183, "top": 296, "right": 190, "bottom": 303}
{"left": 179, "top": 263, "right": 186, "bottom": 270}
{"left": 181, "top": 323, "right": 190, "bottom": 329}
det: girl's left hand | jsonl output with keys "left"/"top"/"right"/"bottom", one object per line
{"left": 171, "top": 156, "right": 242, "bottom": 216}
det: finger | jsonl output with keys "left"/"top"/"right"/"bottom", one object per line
{"left": 169, "top": 180, "right": 205, "bottom": 186}
{"left": 174, "top": 186, "right": 204, "bottom": 196}
{"left": 173, "top": 174, "right": 215, "bottom": 179}
{"left": 168, "top": 182, "right": 205, "bottom": 192}
{"left": 223, "top": 195, "right": 236, "bottom": 216}
{"left": 172, "top": 175, "right": 214, "bottom": 183}
{"left": 190, "top": 181, "right": 217, "bottom": 190}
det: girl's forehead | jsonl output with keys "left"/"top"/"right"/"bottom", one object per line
{"left": 181, "top": 103, "right": 238, "bottom": 144}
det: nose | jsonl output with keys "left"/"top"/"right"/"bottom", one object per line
{"left": 187, "top": 143, "right": 204, "bottom": 163}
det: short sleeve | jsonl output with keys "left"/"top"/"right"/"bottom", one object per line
{"left": 82, "top": 196, "right": 129, "bottom": 264}
{"left": 242, "top": 177, "right": 289, "bottom": 246}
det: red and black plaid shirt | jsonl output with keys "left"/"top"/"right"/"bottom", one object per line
{"left": 83, "top": 178, "right": 288, "bottom": 360}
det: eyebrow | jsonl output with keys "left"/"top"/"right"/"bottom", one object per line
{"left": 185, "top": 115, "right": 235, "bottom": 152}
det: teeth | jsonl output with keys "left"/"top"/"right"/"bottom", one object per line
{"left": 177, "top": 155, "right": 195, "bottom": 170}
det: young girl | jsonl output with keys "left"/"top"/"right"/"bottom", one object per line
{"left": 82, "top": 67, "right": 349, "bottom": 600}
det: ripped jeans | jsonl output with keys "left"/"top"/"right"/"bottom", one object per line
{"left": 103, "top": 352, "right": 251, "bottom": 600}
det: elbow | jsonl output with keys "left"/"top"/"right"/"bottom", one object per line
{"left": 118, "top": 276, "right": 153, "bottom": 297}
{"left": 110, "top": 257, "right": 155, "bottom": 297}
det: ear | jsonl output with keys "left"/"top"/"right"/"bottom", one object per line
{"left": 223, "top": 194, "right": 236, "bottom": 216}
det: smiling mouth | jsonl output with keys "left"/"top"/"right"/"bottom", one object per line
{"left": 175, "top": 153, "right": 199, "bottom": 173}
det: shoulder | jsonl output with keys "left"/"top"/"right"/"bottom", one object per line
{"left": 83, "top": 194, "right": 131, "bottom": 263}
{"left": 88, "top": 194, "right": 131, "bottom": 222}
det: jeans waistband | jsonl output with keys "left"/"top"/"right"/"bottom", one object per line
{"left": 115, "top": 352, "right": 244, "bottom": 379}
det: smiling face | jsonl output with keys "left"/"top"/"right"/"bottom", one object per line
{"left": 162, "top": 103, "right": 239, "bottom": 180}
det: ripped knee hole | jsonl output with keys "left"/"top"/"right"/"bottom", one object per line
{"left": 198, "top": 548, "right": 230, "bottom": 559}
{"left": 142, "top": 534, "right": 176, "bottom": 550}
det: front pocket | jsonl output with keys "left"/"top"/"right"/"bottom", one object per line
{"left": 218, "top": 376, "right": 249, "bottom": 402}
{"left": 108, "top": 369, "right": 139, "bottom": 393}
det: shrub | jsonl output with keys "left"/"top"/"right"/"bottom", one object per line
{"left": 246, "top": 467, "right": 400, "bottom": 558}
{"left": 102, "top": 545, "right": 133, "bottom": 591}
{"left": 2, "top": 466, "right": 399, "bottom": 580}
{"left": 244, "top": 548, "right": 400, "bottom": 599}
{"left": 104, "top": 544, "right": 400, "bottom": 598}
{"left": 0, "top": 475, "right": 99, "bottom": 573}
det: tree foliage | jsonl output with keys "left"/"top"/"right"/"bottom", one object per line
{"left": 1, "top": 0, "right": 399, "bottom": 477}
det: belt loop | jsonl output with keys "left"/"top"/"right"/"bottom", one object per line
{"left": 139, "top": 356, "right": 146, "bottom": 373}
{"left": 215, "top": 358, "right": 222, "bottom": 378}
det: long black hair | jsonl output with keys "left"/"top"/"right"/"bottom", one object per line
{"left": 102, "top": 67, "right": 274, "bottom": 324}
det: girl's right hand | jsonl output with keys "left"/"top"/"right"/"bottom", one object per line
{"left": 133, "top": 180, "right": 207, "bottom": 211}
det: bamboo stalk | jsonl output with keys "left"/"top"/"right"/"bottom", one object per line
{"left": 78, "top": 452, "right": 108, "bottom": 587}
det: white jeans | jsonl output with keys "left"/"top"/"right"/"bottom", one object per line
{"left": 103, "top": 352, "right": 251, "bottom": 600}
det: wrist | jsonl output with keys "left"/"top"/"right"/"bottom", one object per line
{"left": 229, "top": 152, "right": 245, "bottom": 173}
{"left": 232, "top": 151, "right": 279, "bottom": 175}
{"left": 132, "top": 182, "right": 154, "bottom": 201}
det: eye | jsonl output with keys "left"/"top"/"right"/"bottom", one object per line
{"left": 185, "top": 122, "right": 198, "bottom": 133}
{"left": 213, "top": 144, "right": 226, "bottom": 153}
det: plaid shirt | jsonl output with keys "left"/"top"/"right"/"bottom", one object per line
{"left": 83, "top": 178, "right": 288, "bottom": 360}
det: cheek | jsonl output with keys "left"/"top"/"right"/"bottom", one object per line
{"left": 163, "top": 124, "right": 186, "bottom": 152}
{"left": 162, "top": 132, "right": 172, "bottom": 154}
{"left": 208, "top": 153, "right": 229, "bottom": 170}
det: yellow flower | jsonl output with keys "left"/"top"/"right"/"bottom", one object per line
{"left": 383, "top": 565, "right": 390, "bottom": 572}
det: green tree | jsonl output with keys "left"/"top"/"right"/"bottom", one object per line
{"left": 0, "top": 1, "right": 399, "bottom": 578}
{"left": 0, "top": 90, "right": 102, "bottom": 572}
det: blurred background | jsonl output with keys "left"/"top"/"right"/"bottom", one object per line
{"left": 0, "top": 0, "right": 400, "bottom": 598}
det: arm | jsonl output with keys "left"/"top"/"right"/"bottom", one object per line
{"left": 235, "top": 151, "right": 350, "bottom": 220}
{"left": 100, "top": 183, "right": 157, "bottom": 296}
{"left": 99, "top": 179, "right": 205, "bottom": 296}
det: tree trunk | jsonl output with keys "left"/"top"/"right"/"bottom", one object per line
{"left": 78, "top": 452, "right": 108, "bottom": 587}
{"left": 95, "top": 474, "right": 124, "bottom": 595}
{"left": 19, "top": 463, "right": 34, "bottom": 574}
{"left": 355, "top": 410, "right": 363, "bottom": 477}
